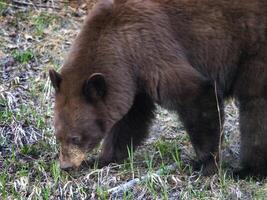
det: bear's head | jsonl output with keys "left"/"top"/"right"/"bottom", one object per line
{"left": 49, "top": 70, "right": 113, "bottom": 169}
{"left": 49, "top": 65, "right": 135, "bottom": 169}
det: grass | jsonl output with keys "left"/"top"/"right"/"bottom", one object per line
{"left": 32, "top": 12, "right": 60, "bottom": 37}
{"left": 12, "top": 49, "right": 34, "bottom": 64}
{"left": 0, "top": 0, "right": 7, "bottom": 15}
{"left": 1, "top": 1, "right": 267, "bottom": 199}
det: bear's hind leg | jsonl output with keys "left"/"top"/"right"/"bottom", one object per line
{"left": 235, "top": 98, "right": 267, "bottom": 178}
{"left": 178, "top": 83, "right": 224, "bottom": 176}
{"left": 233, "top": 46, "right": 267, "bottom": 178}
{"left": 92, "top": 93, "right": 155, "bottom": 167}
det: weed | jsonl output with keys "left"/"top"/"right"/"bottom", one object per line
{"left": 50, "top": 161, "right": 61, "bottom": 184}
{"left": 96, "top": 186, "right": 109, "bottom": 200}
{"left": 0, "top": 170, "right": 8, "bottom": 199}
{"left": 171, "top": 144, "right": 183, "bottom": 171}
{"left": 127, "top": 141, "right": 135, "bottom": 179}
{"left": 12, "top": 50, "right": 34, "bottom": 64}
{"left": 0, "top": 0, "right": 7, "bottom": 15}
{"left": 42, "top": 186, "right": 51, "bottom": 200}
{"left": 20, "top": 144, "right": 39, "bottom": 158}
{"left": 122, "top": 191, "right": 134, "bottom": 199}
{"left": 32, "top": 12, "right": 58, "bottom": 37}
{"left": 144, "top": 151, "right": 155, "bottom": 171}
{"left": 0, "top": 98, "right": 13, "bottom": 123}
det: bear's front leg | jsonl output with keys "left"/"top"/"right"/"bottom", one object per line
{"left": 178, "top": 82, "right": 224, "bottom": 176}
{"left": 88, "top": 93, "right": 155, "bottom": 168}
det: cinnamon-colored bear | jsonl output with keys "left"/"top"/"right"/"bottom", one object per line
{"left": 49, "top": 0, "right": 267, "bottom": 178}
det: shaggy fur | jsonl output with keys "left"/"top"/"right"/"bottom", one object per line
{"left": 49, "top": 0, "right": 267, "bottom": 177}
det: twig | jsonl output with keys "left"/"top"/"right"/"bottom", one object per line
{"left": 108, "top": 163, "right": 177, "bottom": 198}
{"left": 214, "top": 81, "right": 224, "bottom": 174}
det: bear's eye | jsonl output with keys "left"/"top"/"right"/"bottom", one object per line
{"left": 69, "top": 136, "right": 81, "bottom": 145}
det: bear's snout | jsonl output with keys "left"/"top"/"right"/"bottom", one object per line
{"left": 59, "top": 146, "right": 86, "bottom": 170}
{"left": 59, "top": 159, "right": 74, "bottom": 170}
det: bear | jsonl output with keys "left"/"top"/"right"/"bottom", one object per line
{"left": 49, "top": 0, "right": 267, "bottom": 178}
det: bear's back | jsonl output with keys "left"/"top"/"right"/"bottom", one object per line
{"left": 60, "top": 0, "right": 267, "bottom": 94}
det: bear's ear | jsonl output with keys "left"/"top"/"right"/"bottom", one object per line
{"left": 83, "top": 73, "right": 107, "bottom": 102}
{"left": 49, "top": 69, "right": 62, "bottom": 92}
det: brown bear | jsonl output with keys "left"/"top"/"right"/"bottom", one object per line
{"left": 49, "top": 0, "right": 267, "bottom": 178}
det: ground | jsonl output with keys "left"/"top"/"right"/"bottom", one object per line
{"left": 1, "top": 1, "right": 267, "bottom": 199}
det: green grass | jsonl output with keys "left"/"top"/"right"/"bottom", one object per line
{"left": 50, "top": 161, "right": 61, "bottom": 184}
{"left": 0, "top": 169, "right": 8, "bottom": 199}
{"left": 0, "top": 0, "right": 7, "bottom": 15}
{"left": 32, "top": 12, "right": 60, "bottom": 37}
{"left": 12, "top": 49, "right": 34, "bottom": 64}
{"left": 96, "top": 186, "right": 109, "bottom": 200}
{"left": 127, "top": 141, "right": 135, "bottom": 179}
{"left": 0, "top": 99, "right": 13, "bottom": 123}
{"left": 42, "top": 186, "right": 51, "bottom": 200}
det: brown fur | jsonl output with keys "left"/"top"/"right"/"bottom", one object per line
{"left": 49, "top": 0, "right": 267, "bottom": 178}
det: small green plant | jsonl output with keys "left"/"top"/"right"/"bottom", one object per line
{"left": 122, "top": 190, "right": 134, "bottom": 200}
{"left": 96, "top": 186, "right": 108, "bottom": 200}
{"left": 127, "top": 140, "right": 135, "bottom": 179}
{"left": 155, "top": 140, "right": 173, "bottom": 167}
{"left": 144, "top": 151, "right": 155, "bottom": 171}
{"left": 12, "top": 50, "right": 34, "bottom": 64}
{"left": 0, "top": 98, "right": 13, "bottom": 123}
{"left": 0, "top": 0, "right": 7, "bottom": 15}
{"left": 16, "top": 166, "right": 29, "bottom": 177}
{"left": 41, "top": 186, "right": 51, "bottom": 200}
{"left": 155, "top": 140, "right": 170, "bottom": 157}
{"left": 171, "top": 145, "right": 182, "bottom": 171}
{"left": 218, "top": 171, "right": 228, "bottom": 189}
{"left": 32, "top": 12, "right": 58, "bottom": 36}
{"left": 11, "top": 146, "right": 16, "bottom": 162}
{"left": 0, "top": 170, "right": 8, "bottom": 199}
{"left": 50, "top": 161, "right": 61, "bottom": 184}
{"left": 20, "top": 144, "right": 40, "bottom": 158}
{"left": 145, "top": 173, "right": 169, "bottom": 199}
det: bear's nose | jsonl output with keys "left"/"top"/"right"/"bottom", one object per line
{"left": 59, "top": 160, "right": 74, "bottom": 170}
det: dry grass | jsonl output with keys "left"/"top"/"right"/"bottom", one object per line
{"left": 1, "top": 1, "right": 267, "bottom": 199}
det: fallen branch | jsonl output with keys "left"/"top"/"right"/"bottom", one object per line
{"left": 108, "top": 163, "right": 177, "bottom": 198}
